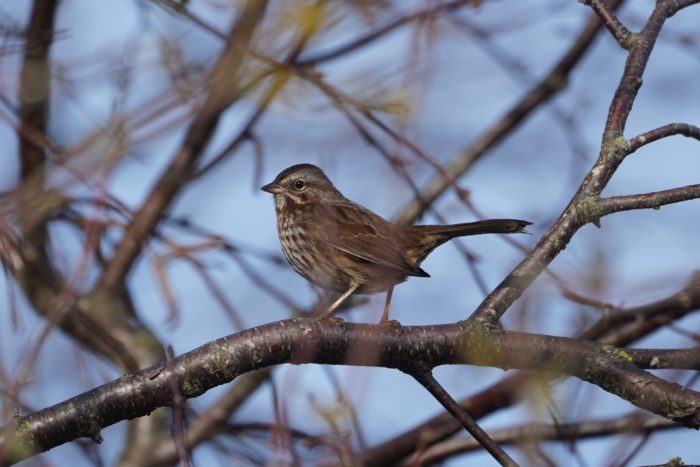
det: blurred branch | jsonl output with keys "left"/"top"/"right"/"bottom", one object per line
{"left": 296, "top": 0, "right": 471, "bottom": 67}
{"left": 394, "top": 0, "right": 623, "bottom": 227}
{"left": 152, "top": 0, "right": 228, "bottom": 40}
{"left": 146, "top": 369, "right": 271, "bottom": 467}
{"left": 9, "top": 1, "right": 273, "bottom": 465}
{"left": 12, "top": 0, "right": 138, "bottom": 385}
{"left": 97, "top": 0, "right": 269, "bottom": 292}
{"left": 17, "top": 0, "right": 57, "bottom": 180}
{"left": 402, "top": 413, "right": 675, "bottom": 465}
{"left": 585, "top": 271, "right": 700, "bottom": 344}
{"left": 164, "top": 345, "right": 190, "bottom": 467}
{"left": 4, "top": 318, "right": 700, "bottom": 464}
{"left": 191, "top": 7, "right": 318, "bottom": 180}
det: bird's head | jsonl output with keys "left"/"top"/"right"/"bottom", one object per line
{"left": 261, "top": 164, "right": 339, "bottom": 206}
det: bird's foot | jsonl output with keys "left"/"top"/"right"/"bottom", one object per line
{"left": 321, "top": 315, "right": 346, "bottom": 326}
{"left": 379, "top": 319, "right": 401, "bottom": 328}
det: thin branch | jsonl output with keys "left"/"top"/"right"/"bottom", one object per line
{"left": 295, "top": 0, "right": 471, "bottom": 67}
{"left": 582, "top": 0, "right": 634, "bottom": 49}
{"left": 468, "top": 0, "right": 697, "bottom": 325}
{"left": 627, "top": 346, "right": 700, "bottom": 370}
{"left": 628, "top": 122, "right": 700, "bottom": 152}
{"left": 409, "top": 369, "right": 518, "bottom": 467}
{"left": 595, "top": 184, "right": 700, "bottom": 217}
{"left": 394, "top": 0, "right": 622, "bottom": 226}
{"left": 403, "top": 413, "right": 674, "bottom": 466}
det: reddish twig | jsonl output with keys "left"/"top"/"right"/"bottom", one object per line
{"left": 582, "top": 0, "right": 634, "bottom": 48}
{"left": 628, "top": 122, "right": 700, "bottom": 152}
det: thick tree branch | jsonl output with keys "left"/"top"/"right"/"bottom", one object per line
{"left": 17, "top": 0, "right": 57, "bottom": 180}
{"left": 358, "top": 271, "right": 700, "bottom": 465}
{"left": 3, "top": 318, "right": 700, "bottom": 465}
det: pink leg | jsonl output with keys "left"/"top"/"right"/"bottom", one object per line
{"left": 320, "top": 284, "right": 359, "bottom": 318}
{"left": 380, "top": 286, "right": 394, "bottom": 323}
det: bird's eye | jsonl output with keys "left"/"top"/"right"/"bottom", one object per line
{"left": 294, "top": 180, "right": 306, "bottom": 190}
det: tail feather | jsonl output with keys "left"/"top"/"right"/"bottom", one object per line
{"left": 407, "top": 219, "right": 531, "bottom": 263}
{"left": 411, "top": 219, "right": 531, "bottom": 238}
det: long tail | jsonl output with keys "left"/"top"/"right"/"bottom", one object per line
{"left": 407, "top": 219, "right": 531, "bottom": 263}
{"left": 412, "top": 219, "right": 531, "bottom": 238}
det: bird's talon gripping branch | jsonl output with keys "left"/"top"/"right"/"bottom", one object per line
{"left": 322, "top": 316, "right": 346, "bottom": 327}
{"left": 380, "top": 319, "right": 402, "bottom": 328}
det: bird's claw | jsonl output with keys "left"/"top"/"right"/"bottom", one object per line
{"left": 379, "top": 319, "right": 401, "bottom": 328}
{"left": 322, "top": 315, "right": 345, "bottom": 326}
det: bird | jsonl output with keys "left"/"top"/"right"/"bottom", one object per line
{"left": 261, "top": 163, "right": 530, "bottom": 322}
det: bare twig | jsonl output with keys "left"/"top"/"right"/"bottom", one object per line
{"left": 296, "top": 0, "right": 471, "bottom": 67}
{"left": 409, "top": 368, "right": 518, "bottom": 467}
{"left": 628, "top": 122, "right": 700, "bottom": 152}
{"left": 582, "top": 0, "right": 634, "bottom": 48}
{"left": 402, "top": 413, "right": 674, "bottom": 466}
{"left": 468, "top": 0, "right": 700, "bottom": 325}
{"left": 395, "top": 0, "right": 622, "bottom": 226}
{"left": 595, "top": 184, "right": 700, "bottom": 217}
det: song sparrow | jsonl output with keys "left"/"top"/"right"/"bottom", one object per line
{"left": 262, "top": 164, "right": 530, "bottom": 321}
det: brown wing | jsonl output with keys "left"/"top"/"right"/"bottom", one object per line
{"left": 327, "top": 201, "right": 428, "bottom": 277}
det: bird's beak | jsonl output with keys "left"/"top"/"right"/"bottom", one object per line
{"left": 261, "top": 182, "right": 283, "bottom": 194}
